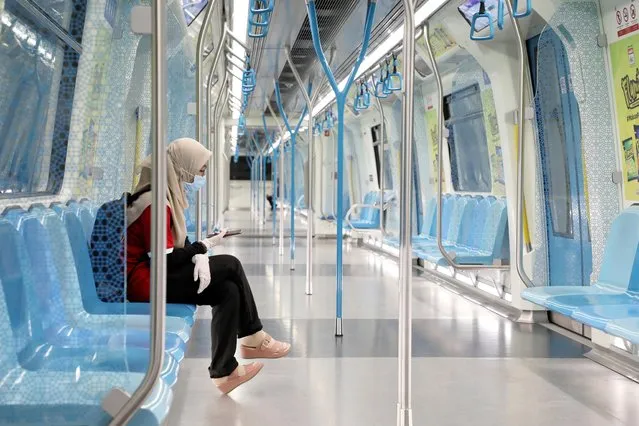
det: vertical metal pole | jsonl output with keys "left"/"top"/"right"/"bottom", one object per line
{"left": 195, "top": 0, "right": 216, "bottom": 241}
{"left": 266, "top": 101, "right": 286, "bottom": 256}
{"left": 272, "top": 143, "right": 278, "bottom": 244}
{"left": 306, "top": 0, "right": 377, "bottom": 336}
{"left": 206, "top": 69, "right": 218, "bottom": 236}
{"left": 290, "top": 133, "right": 296, "bottom": 268}
{"left": 285, "top": 46, "right": 315, "bottom": 294}
{"left": 373, "top": 93, "right": 386, "bottom": 235}
{"left": 279, "top": 142, "right": 285, "bottom": 255}
{"left": 262, "top": 147, "right": 267, "bottom": 224}
{"left": 504, "top": 0, "right": 535, "bottom": 288}
{"left": 212, "top": 79, "right": 229, "bottom": 231}
{"left": 109, "top": 0, "right": 166, "bottom": 423}
{"left": 274, "top": 82, "right": 309, "bottom": 271}
{"left": 398, "top": 2, "right": 415, "bottom": 425}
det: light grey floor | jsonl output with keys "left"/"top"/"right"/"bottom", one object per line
{"left": 169, "top": 211, "right": 639, "bottom": 426}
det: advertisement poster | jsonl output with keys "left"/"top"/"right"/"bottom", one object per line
{"left": 610, "top": 33, "right": 639, "bottom": 200}
{"left": 424, "top": 99, "right": 441, "bottom": 191}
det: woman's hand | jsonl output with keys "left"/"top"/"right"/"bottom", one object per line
{"left": 201, "top": 229, "right": 227, "bottom": 249}
{"left": 192, "top": 254, "right": 211, "bottom": 293}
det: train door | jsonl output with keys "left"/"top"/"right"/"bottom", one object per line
{"left": 527, "top": 29, "right": 592, "bottom": 289}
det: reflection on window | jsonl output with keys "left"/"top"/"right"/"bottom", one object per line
{"left": 182, "top": 0, "right": 208, "bottom": 26}
{"left": 0, "top": 0, "right": 84, "bottom": 196}
{"left": 0, "top": 8, "right": 61, "bottom": 194}
{"left": 444, "top": 84, "right": 492, "bottom": 192}
{"left": 543, "top": 108, "right": 572, "bottom": 237}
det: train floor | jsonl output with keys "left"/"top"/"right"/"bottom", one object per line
{"left": 167, "top": 210, "right": 639, "bottom": 426}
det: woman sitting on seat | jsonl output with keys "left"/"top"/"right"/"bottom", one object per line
{"left": 126, "top": 137, "right": 290, "bottom": 394}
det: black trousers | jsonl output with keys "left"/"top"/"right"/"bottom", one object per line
{"left": 166, "top": 254, "right": 263, "bottom": 378}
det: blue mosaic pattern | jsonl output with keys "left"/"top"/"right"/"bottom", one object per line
{"left": 90, "top": 196, "right": 126, "bottom": 303}
{"left": 47, "top": 0, "right": 88, "bottom": 194}
{"left": 531, "top": 1, "right": 619, "bottom": 285}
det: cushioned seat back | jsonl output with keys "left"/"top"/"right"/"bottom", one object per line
{"left": 38, "top": 208, "right": 113, "bottom": 320}
{"left": 6, "top": 211, "right": 71, "bottom": 337}
{"left": 599, "top": 206, "right": 639, "bottom": 290}
{"left": 0, "top": 275, "right": 23, "bottom": 378}
{"left": 465, "top": 198, "right": 491, "bottom": 249}
{"left": 477, "top": 200, "right": 509, "bottom": 257}
{"left": 446, "top": 197, "right": 469, "bottom": 243}
{"left": 78, "top": 206, "right": 96, "bottom": 244}
{"left": 0, "top": 218, "right": 48, "bottom": 366}
{"left": 440, "top": 195, "right": 456, "bottom": 241}
{"left": 59, "top": 208, "right": 104, "bottom": 310}
{"left": 422, "top": 198, "right": 436, "bottom": 236}
{"left": 360, "top": 192, "right": 380, "bottom": 224}
{"left": 456, "top": 198, "right": 479, "bottom": 245}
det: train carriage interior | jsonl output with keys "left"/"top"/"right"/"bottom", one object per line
{"left": 1, "top": 0, "right": 639, "bottom": 424}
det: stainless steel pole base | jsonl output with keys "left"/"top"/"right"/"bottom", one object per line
{"left": 335, "top": 318, "right": 343, "bottom": 337}
{"left": 397, "top": 406, "right": 412, "bottom": 426}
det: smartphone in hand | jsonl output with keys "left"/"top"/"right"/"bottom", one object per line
{"left": 207, "top": 229, "right": 242, "bottom": 238}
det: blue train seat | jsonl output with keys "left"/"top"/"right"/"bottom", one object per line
{"left": 384, "top": 194, "right": 452, "bottom": 249}
{"left": 522, "top": 206, "right": 639, "bottom": 344}
{"left": 52, "top": 204, "right": 196, "bottom": 328}
{"left": 420, "top": 198, "right": 509, "bottom": 266}
{"left": 413, "top": 197, "right": 479, "bottom": 258}
{"left": 66, "top": 201, "right": 95, "bottom": 244}
{"left": 1, "top": 210, "right": 181, "bottom": 385}
{"left": 0, "top": 221, "right": 173, "bottom": 425}
{"left": 411, "top": 196, "right": 482, "bottom": 257}
{"left": 43, "top": 206, "right": 191, "bottom": 360}
{"left": 345, "top": 191, "right": 382, "bottom": 230}
{"left": 320, "top": 192, "right": 351, "bottom": 222}
{"left": 73, "top": 200, "right": 196, "bottom": 314}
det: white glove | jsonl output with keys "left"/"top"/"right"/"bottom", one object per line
{"left": 200, "top": 229, "right": 227, "bottom": 250}
{"left": 192, "top": 254, "right": 211, "bottom": 294}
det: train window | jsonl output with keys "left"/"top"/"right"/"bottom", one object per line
{"left": 182, "top": 0, "right": 208, "bottom": 26}
{"left": 444, "top": 83, "right": 492, "bottom": 193}
{"left": 0, "top": 0, "right": 85, "bottom": 197}
{"left": 229, "top": 155, "right": 272, "bottom": 180}
{"left": 371, "top": 124, "right": 381, "bottom": 184}
{"left": 31, "top": 0, "right": 74, "bottom": 30}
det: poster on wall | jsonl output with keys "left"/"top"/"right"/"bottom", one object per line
{"left": 610, "top": 33, "right": 639, "bottom": 200}
{"left": 613, "top": 0, "right": 639, "bottom": 38}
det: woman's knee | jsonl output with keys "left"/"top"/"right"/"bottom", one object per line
{"left": 215, "top": 254, "right": 242, "bottom": 271}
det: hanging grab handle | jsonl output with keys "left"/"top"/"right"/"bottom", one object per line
{"left": 373, "top": 72, "right": 388, "bottom": 99}
{"left": 513, "top": 0, "right": 532, "bottom": 18}
{"left": 498, "top": 0, "right": 505, "bottom": 30}
{"left": 242, "top": 56, "right": 256, "bottom": 93}
{"left": 250, "top": 0, "right": 274, "bottom": 14}
{"left": 470, "top": 0, "right": 495, "bottom": 41}
{"left": 354, "top": 81, "right": 371, "bottom": 110}
{"left": 248, "top": 0, "right": 273, "bottom": 38}
{"left": 387, "top": 54, "right": 402, "bottom": 91}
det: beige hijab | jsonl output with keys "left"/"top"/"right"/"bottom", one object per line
{"left": 127, "top": 138, "right": 212, "bottom": 248}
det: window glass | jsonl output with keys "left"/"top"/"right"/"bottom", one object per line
{"left": 30, "top": 0, "right": 73, "bottom": 30}
{"left": 182, "top": 0, "right": 208, "bottom": 26}
{"left": 0, "top": 5, "right": 66, "bottom": 195}
{"left": 444, "top": 83, "right": 492, "bottom": 192}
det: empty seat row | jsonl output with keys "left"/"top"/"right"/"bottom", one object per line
{"left": 522, "top": 206, "right": 639, "bottom": 345}
{"left": 385, "top": 194, "right": 509, "bottom": 267}
{"left": 0, "top": 200, "right": 196, "bottom": 424}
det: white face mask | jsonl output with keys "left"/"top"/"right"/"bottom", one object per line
{"left": 185, "top": 175, "right": 206, "bottom": 192}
